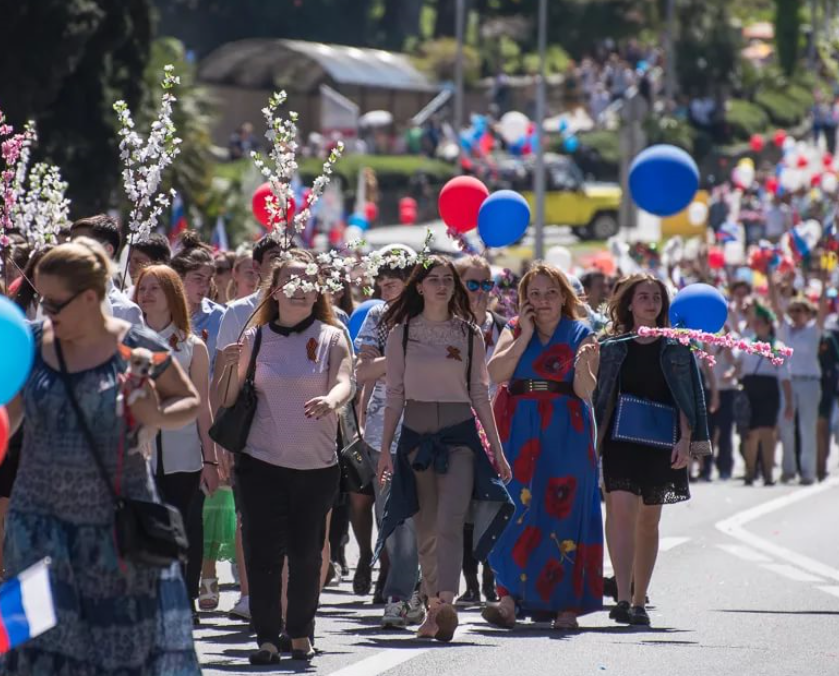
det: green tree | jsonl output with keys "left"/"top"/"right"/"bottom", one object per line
{"left": 675, "top": 0, "right": 739, "bottom": 96}
{"left": 0, "top": 0, "right": 153, "bottom": 216}
{"left": 775, "top": 0, "right": 801, "bottom": 76}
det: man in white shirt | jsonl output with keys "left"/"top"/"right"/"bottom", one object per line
{"left": 69, "top": 215, "right": 144, "bottom": 327}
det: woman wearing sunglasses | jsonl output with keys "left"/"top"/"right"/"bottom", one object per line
{"left": 2, "top": 239, "right": 202, "bottom": 675}
{"left": 453, "top": 256, "right": 506, "bottom": 605}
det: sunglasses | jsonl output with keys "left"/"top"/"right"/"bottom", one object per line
{"left": 465, "top": 280, "right": 496, "bottom": 293}
{"left": 40, "top": 289, "right": 85, "bottom": 316}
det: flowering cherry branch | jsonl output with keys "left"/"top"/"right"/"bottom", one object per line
{"left": 114, "top": 64, "right": 181, "bottom": 244}
{"left": 15, "top": 162, "right": 70, "bottom": 246}
{"left": 635, "top": 326, "right": 793, "bottom": 367}
{"left": 1, "top": 112, "right": 37, "bottom": 250}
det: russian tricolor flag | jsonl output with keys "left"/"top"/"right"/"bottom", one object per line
{"left": 0, "top": 559, "right": 56, "bottom": 653}
{"left": 169, "top": 192, "right": 188, "bottom": 244}
{"left": 211, "top": 215, "right": 229, "bottom": 252}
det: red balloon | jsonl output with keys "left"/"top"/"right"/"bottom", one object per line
{"left": 773, "top": 129, "right": 787, "bottom": 148}
{"left": 824, "top": 154, "right": 834, "bottom": 168}
{"left": 749, "top": 134, "right": 765, "bottom": 153}
{"left": 0, "top": 405, "right": 8, "bottom": 465}
{"left": 252, "top": 183, "right": 295, "bottom": 229}
{"left": 812, "top": 173, "right": 822, "bottom": 187}
{"left": 364, "top": 201, "right": 379, "bottom": 224}
{"left": 766, "top": 176, "right": 779, "bottom": 194}
{"left": 399, "top": 197, "right": 418, "bottom": 212}
{"left": 708, "top": 247, "right": 725, "bottom": 270}
{"left": 438, "top": 176, "right": 489, "bottom": 233}
{"left": 399, "top": 206, "right": 418, "bottom": 225}
{"left": 797, "top": 156, "right": 809, "bottom": 169}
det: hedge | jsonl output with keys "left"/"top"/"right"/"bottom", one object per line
{"left": 755, "top": 89, "right": 810, "bottom": 127}
{"left": 298, "top": 154, "right": 456, "bottom": 190}
{"left": 726, "top": 99, "right": 770, "bottom": 141}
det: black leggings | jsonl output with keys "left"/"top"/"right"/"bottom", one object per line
{"left": 236, "top": 454, "right": 339, "bottom": 647}
{"left": 156, "top": 470, "right": 203, "bottom": 601}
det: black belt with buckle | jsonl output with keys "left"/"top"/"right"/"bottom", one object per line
{"left": 508, "top": 379, "right": 577, "bottom": 397}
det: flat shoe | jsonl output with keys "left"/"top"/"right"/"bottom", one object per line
{"left": 291, "top": 648, "right": 316, "bottom": 661}
{"left": 249, "top": 649, "right": 281, "bottom": 665}
{"left": 434, "top": 604, "right": 459, "bottom": 642}
{"left": 481, "top": 603, "right": 516, "bottom": 629}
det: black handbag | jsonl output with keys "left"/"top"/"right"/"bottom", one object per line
{"left": 338, "top": 401, "right": 375, "bottom": 493}
{"left": 55, "top": 339, "right": 188, "bottom": 568}
{"left": 209, "top": 327, "right": 262, "bottom": 453}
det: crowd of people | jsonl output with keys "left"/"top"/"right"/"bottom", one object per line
{"left": 0, "top": 209, "right": 832, "bottom": 673}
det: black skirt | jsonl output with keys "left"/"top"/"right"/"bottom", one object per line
{"left": 601, "top": 339, "right": 690, "bottom": 506}
{"left": 742, "top": 375, "right": 780, "bottom": 430}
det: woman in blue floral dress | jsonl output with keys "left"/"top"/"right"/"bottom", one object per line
{"left": 485, "top": 263, "right": 602, "bottom": 630}
{"left": 2, "top": 239, "right": 202, "bottom": 675}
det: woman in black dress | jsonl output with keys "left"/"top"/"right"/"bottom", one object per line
{"left": 594, "top": 275, "right": 710, "bottom": 627}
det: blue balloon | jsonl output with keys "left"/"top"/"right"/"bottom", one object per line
{"left": 629, "top": 144, "right": 699, "bottom": 217}
{"left": 0, "top": 297, "right": 34, "bottom": 405}
{"left": 478, "top": 190, "right": 531, "bottom": 248}
{"left": 348, "top": 213, "right": 369, "bottom": 230}
{"left": 558, "top": 119, "right": 568, "bottom": 133}
{"left": 669, "top": 283, "right": 728, "bottom": 333}
{"left": 563, "top": 135, "right": 579, "bottom": 153}
{"left": 348, "top": 299, "right": 385, "bottom": 343}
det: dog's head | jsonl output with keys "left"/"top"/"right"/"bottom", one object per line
{"left": 118, "top": 345, "right": 168, "bottom": 378}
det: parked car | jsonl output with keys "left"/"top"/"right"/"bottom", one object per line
{"left": 498, "top": 154, "right": 622, "bottom": 240}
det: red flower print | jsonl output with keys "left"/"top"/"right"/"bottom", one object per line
{"left": 535, "top": 558, "right": 565, "bottom": 602}
{"left": 513, "top": 438, "right": 542, "bottom": 484}
{"left": 493, "top": 387, "right": 517, "bottom": 443}
{"left": 538, "top": 399, "right": 552, "bottom": 431}
{"left": 201, "top": 328, "right": 209, "bottom": 344}
{"left": 544, "top": 476, "right": 578, "bottom": 520}
{"left": 509, "top": 317, "right": 521, "bottom": 338}
{"left": 532, "top": 343, "right": 574, "bottom": 380}
{"left": 573, "top": 543, "right": 604, "bottom": 598}
{"left": 306, "top": 337, "right": 318, "bottom": 363}
{"left": 446, "top": 346, "right": 463, "bottom": 361}
{"left": 496, "top": 584, "right": 512, "bottom": 599}
{"left": 567, "top": 398, "right": 584, "bottom": 433}
{"left": 512, "top": 526, "right": 543, "bottom": 568}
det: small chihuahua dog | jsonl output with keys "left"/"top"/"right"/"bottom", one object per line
{"left": 117, "top": 345, "right": 168, "bottom": 454}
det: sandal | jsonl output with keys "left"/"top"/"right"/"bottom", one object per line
{"left": 198, "top": 578, "right": 219, "bottom": 611}
{"left": 434, "top": 603, "right": 459, "bottom": 642}
{"left": 481, "top": 602, "right": 516, "bottom": 629}
{"left": 552, "top": 612, "right": 579, "bottom": 631}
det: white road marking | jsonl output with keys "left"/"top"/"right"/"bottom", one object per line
{"left": 659, "top": 536, "right": 691, "bottom": 552}
{"left": 717, "top": 544, "right": 772, "bottom": 563}
{"left": 715, "top": 477, "right": 839, "bottom": 583}
{"left": 327, "top": 648, "right": 430, "bottom": 676}
{"left": 817, "top": 586, "right": 839, "bottom": 599}
{"left": 760, "top": 563, "right": 825, "bottom": 583}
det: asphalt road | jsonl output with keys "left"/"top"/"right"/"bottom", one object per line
{"left": 195, "top": 463, "right": 839, "bottom": 676}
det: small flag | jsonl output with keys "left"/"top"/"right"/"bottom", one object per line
{"left": 169, "top": 192, "right": 188, "bottom": 244}
{"left": 716, "top": 221, "right": 739, "bottom": 244}
{"left": 211, "top": 215, "right": 229, "bottom": 252}
{"left": 0, "top": 558, "right": 57, "bottom": 653}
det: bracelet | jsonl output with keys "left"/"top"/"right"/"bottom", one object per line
{"left": 203, "top": 460, "right": 219, "bottom": 467}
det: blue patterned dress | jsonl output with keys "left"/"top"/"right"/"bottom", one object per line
{"left": 1, "top": 323, "right": 201, "bottom": 676}
{"left": 488, "top": 317, "right": 603, "bottom": 617}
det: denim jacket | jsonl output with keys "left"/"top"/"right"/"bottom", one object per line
{"left": 375, "top": 418, "right": 514, "bottom": 563}
{"left": 593, "top": 338, "right": 712, "bottom": 457}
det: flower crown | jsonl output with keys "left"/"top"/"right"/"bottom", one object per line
{"left": 251, "top": 91, "right": 432, "bottom": 298}
{"left": 114, "top": 65, "right": 182, "bottom": 244}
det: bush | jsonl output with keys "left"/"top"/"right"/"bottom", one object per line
{"left": 755, "top": 89, "right": 809, "bottom": 127}
{"left": 412, "top": 38, "right": 482, "bottom": 86}
{"left": 726, "top": 99, "right": 770, "bottom": 141}
{"left": 575, "top": 130, "right": 620, "bottom": 165}
{"left": 645, "top": 115, "right": 697, "bottom": 152}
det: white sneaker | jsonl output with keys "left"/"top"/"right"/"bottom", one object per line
{"left": 230, "top": 595, "right": 251, "bottom": 621}
{"left": 381, "top": 599, "right": 408, "bottom": 629}
{"left": 405, "top": 591, "right": 426, "bottom": 626}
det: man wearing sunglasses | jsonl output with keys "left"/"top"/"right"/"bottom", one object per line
{"left": 69, "top": 215, "right": 144, "bottom": 327}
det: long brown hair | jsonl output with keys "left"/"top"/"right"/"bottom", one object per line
{"left": 608, "top": 273, "right": 671, "bottom": 335}
{"left": 134, "top": 264, "right": 193, "bottom": 338}
{"left": 382, "top": 255, "right": 476, "bottom": 329}
{"left": 519, "top": 262, "right": 586, "bottom": 319}
{"left": 249, "top": 249, "right": 337, "bottom": 328}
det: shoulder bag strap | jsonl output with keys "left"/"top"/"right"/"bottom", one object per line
{"left": 402, "top": 318, "right": 409, "bottom": 357}
{"left": 467, "top": 323, "right": 474, "bottom": 395}
{"left": 54, "top": 339, "right": 119, "bottom": 505}
{"left": 245, "top": 327, "right": 263, "bottom": 384}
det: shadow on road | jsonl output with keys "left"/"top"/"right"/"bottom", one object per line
{"left": 716, "top": 609, "right": 839, "bottom": 616}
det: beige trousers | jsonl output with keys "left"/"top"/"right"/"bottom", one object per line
{"left": 404, "top": 401, "right": 475, "bottom": 598}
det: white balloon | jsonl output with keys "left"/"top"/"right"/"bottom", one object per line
{"left": 344, "top": 225, "right": 365, "bottom": 244}
{"left": 723, "top": 241, "right": 745, "bottom": 266}
{"left": 545, "top": 245, "right": 573, "bottom": 271}
{"left": 799, "top": 219, "right": 822, "bottom": 249}
{"left": 780, "top": 169, "right": 803, "bottom": 192}
{"left": 782, "top": 136, "right": 796, "bottom": 152}
{"left": 687, "top": 201, "right": 709, "bottom": 226}
{"left": 823, "top": 173, "right": 839, "bottom": 194}
{"left": 735, "top": 163, "right": 755, "bottom": 188}
{"left": 499, "top": 111, "right": 531, "bottom": 145}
